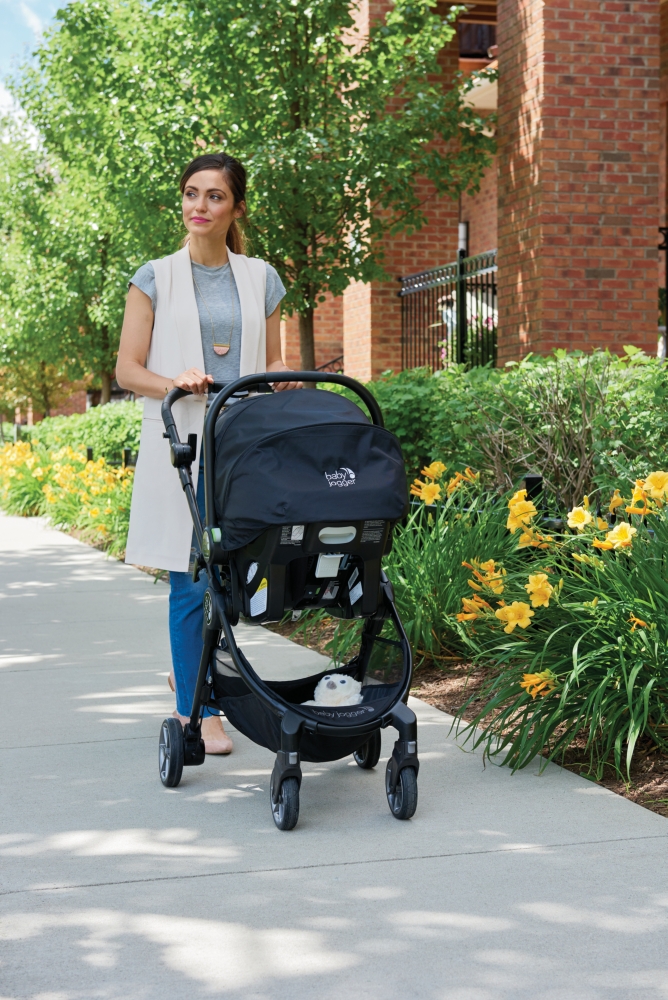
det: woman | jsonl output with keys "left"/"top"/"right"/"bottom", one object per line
{"left": 116, "top": 152, "right": 299, "bottom": 754}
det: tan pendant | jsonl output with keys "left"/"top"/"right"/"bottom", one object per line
{"left": 213, "top": 344, "right": 230, "bottom": 356}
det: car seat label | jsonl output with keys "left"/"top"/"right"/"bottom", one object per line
{"left": 280, "top": 525, "right": 304, "bottom": 546}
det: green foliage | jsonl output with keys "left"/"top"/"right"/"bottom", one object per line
{"left": 457, "top": 512, "right": 668, "bottom": 779}
{"left": 341, "top": 351, "right": 668, "bottom": 493}
{"left": 28, "top": 401, "right": 143, "bottom": 461}
{"left": 12, "top": 0, "right": 495, "bottom": 368}
{"left": 190, "top": 0, "right": 495, "bottom": 312}
{"left": 0, "top": 119, "right": 149, "bottom": 398}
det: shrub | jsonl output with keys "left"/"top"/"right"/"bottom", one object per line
{"left": 340, "top": 350, "right": 668, "bottom": 496}
{"left": 27, "top": 401, "right": 143, "bottom": 462}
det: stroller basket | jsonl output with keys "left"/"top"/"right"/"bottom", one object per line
{"left": 158, "top": 371, "right": 420, "bottom": 829}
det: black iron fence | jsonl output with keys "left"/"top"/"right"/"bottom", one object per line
{"left": 399, "top": 249, "right": 497, "bottom": 369}
{"left": 315, "top": 354, "right": 344, "bottom": 373}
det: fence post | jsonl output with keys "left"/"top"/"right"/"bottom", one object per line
{"left": 456, "top": 249, "right": 466, "bottom": 364}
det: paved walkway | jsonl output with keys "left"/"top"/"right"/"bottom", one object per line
{"left": 1, "top": 513, "right": 667, "bottom": 1000}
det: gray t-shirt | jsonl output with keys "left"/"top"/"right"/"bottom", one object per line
{"left": 129, "top": 259, "right": 286, "bottom": 384}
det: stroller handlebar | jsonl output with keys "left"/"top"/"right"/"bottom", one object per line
{"left": 161, "top": 371, "right": 383, "bottom": 429}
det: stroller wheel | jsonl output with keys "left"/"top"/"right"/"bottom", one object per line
{"left": 386, "top": 762, "right": 418, "bottom": 820}
{"left": 353, "top": 730, "right": 382, "bottom": 769}
{"left": 271, "top": 777, "right": 300, "bottom": 831}
{"left": 159, "top": 717, "right": 184, "bottom": 788}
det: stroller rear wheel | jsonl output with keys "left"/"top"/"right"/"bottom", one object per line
{"left": 159, "top": 717, "right": 184, "bottom": 788}
{"left": 386, "top": 762, "right": 418, "bottom": 820}
{"left": 353, "top": 730, "right": 382, "bottom": 769}
{"left": 271, "top": 777, "right": 300, "bottom": 831}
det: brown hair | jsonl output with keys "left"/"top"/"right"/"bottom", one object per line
{"left": 179, "top": 152, "right": 247, "bottom": 255}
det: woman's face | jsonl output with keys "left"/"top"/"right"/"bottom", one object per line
{"left": 182, "top": 169, "right": 245, "bottom": 240}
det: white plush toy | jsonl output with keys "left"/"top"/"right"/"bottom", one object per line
{"left": 302, "top": 674, "right": 363, "bottom": 707}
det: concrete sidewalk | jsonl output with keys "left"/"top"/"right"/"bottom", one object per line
{"left": 1, "top": 512, "right": 667, "bottom": 1000}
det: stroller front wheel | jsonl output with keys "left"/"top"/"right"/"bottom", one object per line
{"left": 271, "top": 777, "right": 300, "bottom": 831}
{"left": 386, "top": 762, "right": 418, "bottom": 820}
{"left": 353, "top": 730, "right": 382, "bottom": 769}
{"left": 159, "top": 717, "right": 184, "bottom": 788}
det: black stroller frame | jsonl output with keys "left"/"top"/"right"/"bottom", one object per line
{"left": 159, "top": 371, "right": 419, "bottom": 829}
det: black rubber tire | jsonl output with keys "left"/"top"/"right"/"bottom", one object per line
{"left": 159, "top": 717, "right": 184, "bottom": 788}
{"left": 386, "top": 762, "right": 418, "bottom": 820}
{"left": 353, "top": 730, "right": 382, "bottom": 769}
{"left": 272, "top": 777, "right": 300, "bottom": 830}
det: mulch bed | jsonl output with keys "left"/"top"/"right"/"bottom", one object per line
{"left": 268, "top": 616, "right": 668, "bottom": 820}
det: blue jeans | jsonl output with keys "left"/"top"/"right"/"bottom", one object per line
{"left": 169, "top": 457, "right": 215, "bottom": 717}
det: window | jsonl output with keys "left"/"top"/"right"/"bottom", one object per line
{"left": 458, "top": 22, "right": 496, "bottom": 59}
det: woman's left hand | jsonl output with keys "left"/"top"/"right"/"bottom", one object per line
{"left": 267, "top": 362, "right": 302, "bottom": 392}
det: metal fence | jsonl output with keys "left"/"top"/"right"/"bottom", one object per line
{"left": 399, "top": 249, "right": 497, "bottom": 369}
{"left": 315, "top": 354, "right": 344, "bottom": 373}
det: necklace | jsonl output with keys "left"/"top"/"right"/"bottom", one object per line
{"left": 192, "top": 264, "right": 234, "bottom": 356}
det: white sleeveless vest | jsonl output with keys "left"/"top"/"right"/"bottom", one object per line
{"left": 124, "top": 244, "right": 267, "bottom": 571}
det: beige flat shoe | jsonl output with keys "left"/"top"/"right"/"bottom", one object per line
{"left": 171, "top": 710, "right": 233, "bottom": 755}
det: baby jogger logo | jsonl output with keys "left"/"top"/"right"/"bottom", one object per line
{"left": 325, "top": 467, "right": 356, "bottom": 488}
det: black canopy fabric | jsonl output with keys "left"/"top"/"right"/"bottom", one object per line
{"left": 213, "top": 389, "right": 408, "bottom": 551}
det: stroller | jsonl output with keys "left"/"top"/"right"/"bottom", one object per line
{"left": 159, "top": 372, "right": 419, "bottom": 830}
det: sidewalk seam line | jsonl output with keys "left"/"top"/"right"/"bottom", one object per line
{"left": 2, "top": 833, "right": 667, "bottom": 896}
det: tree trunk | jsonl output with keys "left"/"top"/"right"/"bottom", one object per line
{"left": 299, "top": 307, "right": 316, "bottom": 388}
{"left": 100, "top": 371, "right": 112, "bottom": 405}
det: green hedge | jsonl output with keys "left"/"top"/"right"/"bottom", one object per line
{"left": 27, "top": 401, "right": 143, "bottom": 462}
{"left": 340, "top": 349, "right": 668, "bottom": 504}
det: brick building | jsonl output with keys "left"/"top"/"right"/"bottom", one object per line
{"left": 282, "top": 0, "right": 665, "bottom": 379}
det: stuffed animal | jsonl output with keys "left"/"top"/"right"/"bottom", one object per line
{"left": 302, "top": 674, "right": 363, "bottom": 707}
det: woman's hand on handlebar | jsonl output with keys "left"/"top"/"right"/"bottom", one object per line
{"left": 172, "top": 368, "right": 213, "bottom": 396}
{"left": 267, "top": 361, "right": 302, "bottom": 392}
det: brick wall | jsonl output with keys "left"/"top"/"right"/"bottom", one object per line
{"left": 497, "top": 0, "right": 660, "bottom": 361}
{"left": 461, "top": 155, "right": 498, "bottom": 256}
{"left": 280, "top": 293, "right": 344, "bottom": 371}
{"left": 343, "top": 0, "right": 463, "bottom": 381}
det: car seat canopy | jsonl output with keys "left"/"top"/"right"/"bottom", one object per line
{"left": 213, "top": 390, "right": 408, "bottom": 551}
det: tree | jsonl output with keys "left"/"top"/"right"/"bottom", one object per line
{"left": 190, "top": 0, "right": 496, "bottom": 367}
{"left": 0, "top": 119, "right": 145, "bottom": 403}
{"left": 13, "top": 0, "right": 495, "bottom": 369}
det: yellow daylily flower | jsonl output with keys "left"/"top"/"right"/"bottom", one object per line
{"left": 446, "top": 468, "right": 478, "bottom": 495}
{"left": 596, "top": 517, "right": 608, "bottom": 530}
{"left": 420, "top": 461, "right": 447, "bottom": 481}
{"left": 456, "top": 595, "right": 491, "bottom": 622}
{"left": 410, "top": 479, "right": 442, "bottom": 504}
{"left": 644, "top": 471, "right": 668, "bottom": 500}
{"left": 506, "top": 499, "right": 538, "bottom": 534}
{"left": 495, "top": 601, "right": 535, "bottom": 634}
{"left": 606, "top": 521, "right": 637, "bottom": 549}
{"left": 608, "top": 490, "right": 624, "bottom": 513}
{"left": 567, "top": 506, "right": 593, "bottom": 530}
{"left": 628, "top": 614, "right": 648, "bottom": 632}
{"left": 525, "top": 573, "right": 554, "bottom": 608}
{"left": 520, "top": 669, "right": 558, "bottom": 699}
{"left": 421, "top": 482, "right": 442, "bottom": 505}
